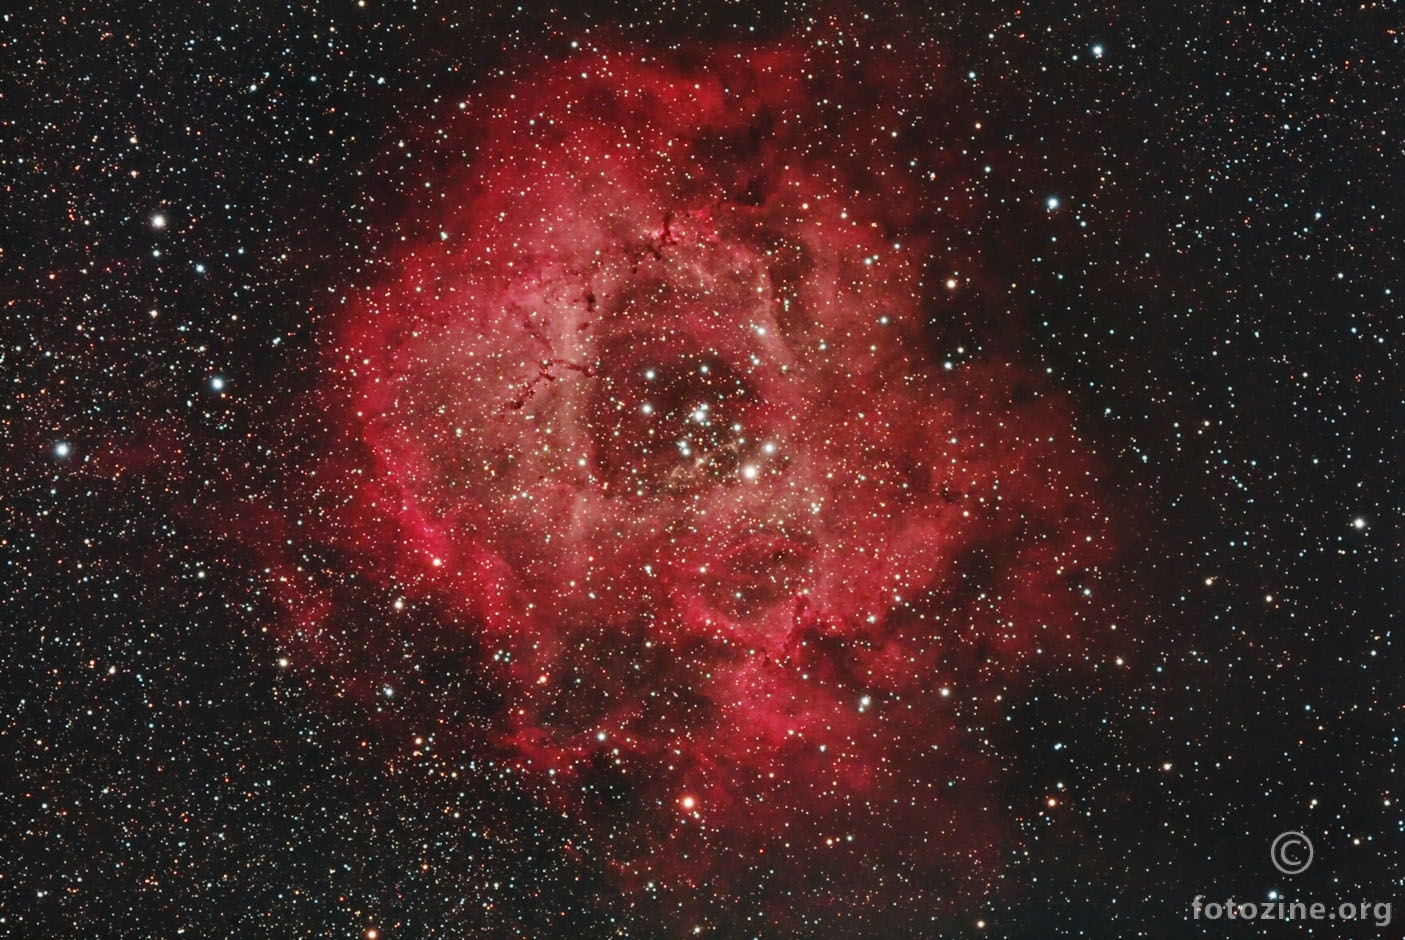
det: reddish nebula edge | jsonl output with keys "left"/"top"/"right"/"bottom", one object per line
{"left": 250, "top": 30, "right": 1120, "bottom": 920}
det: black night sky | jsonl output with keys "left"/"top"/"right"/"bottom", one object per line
{"left": 3, "top": 2, "right": 1399, "bottom": 937}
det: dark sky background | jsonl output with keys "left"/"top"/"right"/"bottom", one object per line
{"left": 3, "top": 1, "right": 1398, "bottom": 937}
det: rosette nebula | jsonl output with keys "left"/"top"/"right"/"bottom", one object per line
{"left": 265, "top": 33, "right": 1117, "bottom": 930}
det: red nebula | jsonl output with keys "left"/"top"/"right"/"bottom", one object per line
{"left": 257, "top": 29, "right": 1118, "bottom": 927}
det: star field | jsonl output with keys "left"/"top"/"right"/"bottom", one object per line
{"left": 2, "top": 2, "right": 1397, "bottom": 937}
